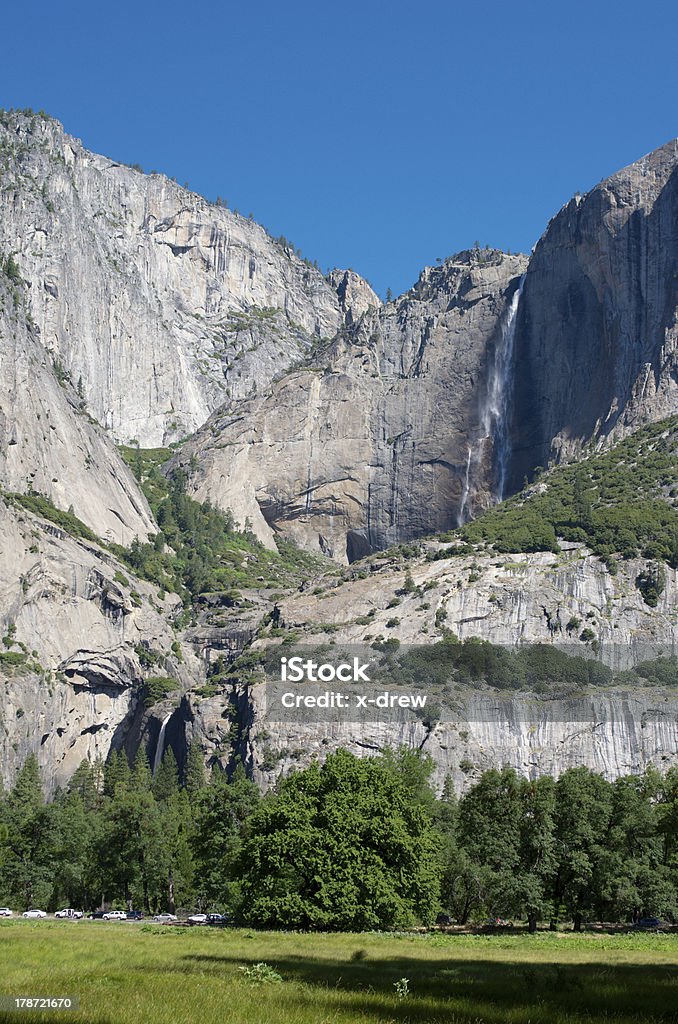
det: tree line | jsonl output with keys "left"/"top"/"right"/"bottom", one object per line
{"left": 0, "top": 748, "right": 677, "bottom": 931}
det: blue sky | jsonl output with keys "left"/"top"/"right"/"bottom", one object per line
{"left": 3, "top": 0, "right": 677, "bottom": 297}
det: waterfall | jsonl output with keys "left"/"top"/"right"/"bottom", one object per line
{"left": 457, "top": 275, "right": 524, "bottom": 525}
{"left": 457, "top": 448, "right": 473, "bottom": 527}
{"left": 153, "top": 713, "right": 172, "bottom": 775}
{"left": 483, "top": 275, "right": 524, "bottom": 500}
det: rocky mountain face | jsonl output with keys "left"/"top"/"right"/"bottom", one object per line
{"left": 176, "top": 540, "right": 678, "bottom": 794}
{"left": 508, "top": 138, "right": 678, "bottom": 490}
{"left": 0, "top": 495, "right": 203, "bottom": 793}
{"left": 174, "top": 251, "right": 528, "bottom": 559}
{"left": 179, "top": 139, "right": 678, "bottom": 555}
{"left": 0, "top": 274, "right": 154, "bottom": 544}
{"left": 0, "top": 110, "right": 376, "bottom": 447}
{"left": 2, "top": 111, "right": 678, "bottom": 795}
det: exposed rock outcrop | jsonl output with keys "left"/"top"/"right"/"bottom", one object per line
{"left": 0, "top": 111, "right": 371, "bottom": 446}
{"left": 175, "top": 251, "right": 528, "bottom": 558}
{"left": 174, "top": 139, "right": 678, "bottom": 558}
{"left": 0, "top": 274, "right": 154, "bottom": 543}
{"left": 509, "top": 139, "right": 678, "bottom": 489}
{"left": 0, "top": 497, "right": 203, "bottom": 792}
{"left": 4, "top": 113, "right": 678, "bottom": 797}
{"left": 232, "top": 542, "right": 678, "bottom": 792}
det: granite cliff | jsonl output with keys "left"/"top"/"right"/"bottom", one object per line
{"left": 2, "top": 111, "right": 678, "bottom": 795}
{"left": 0, "top": 272, "right": 154, "bottom": 544}
{"left": 508, "top": 138, "right": 678, "bottom": 490}
{"left": 0, "top": 493, "right": 203, "bottom": 793}
{"left": 178, "top": 140, "right": 678, "bottom": 559}
{"left": 0, "top": 110, "right": 376, "bottom": 447}
{"left": 173, "top": 251, "right": 528, "bottom": 559}
{"left": 178, "top": 538, "right": 678, "bottom": 794}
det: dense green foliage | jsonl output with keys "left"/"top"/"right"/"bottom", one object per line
{"left": 240, "top": 749, "right": 440, "bottom": 929}
{"left": 5, "top": 492, "right": 98, "bottom": 543}
{"left": 0, "top": 253, "right": 22, "bottom": 283}
{"left": 114, "top": 446, "right": 330, "bottom": 604}
{"left": 460, "top": 417, "right": 678, "bottom": 569}
{"left": 256, "top": 637, "right": 678, "bottom": 696}
{"left": 381, "top": 637, "right": 615, "bottom": 693}
{"left": 1, "top": 751, "right": 677, "bottom": 930}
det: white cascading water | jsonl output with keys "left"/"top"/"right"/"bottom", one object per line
{"left": 152, "top": 713, "right": 172, "bottom": 775}
{"left": 458, "top": 448, "right": 473, "bottom": 527}
{"left": 457, "top": 275, "right": 524, "bottom": 525}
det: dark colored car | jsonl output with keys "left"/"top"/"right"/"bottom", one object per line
{"left": 436, "top": 913, "right": 453, "bottom": 926}
{"left": 127, "top": 910, "right": 144, "bottom": 921}
{"left": 633, "top": 917, "right": 662, "bottom": 929}
{"left": 206, "top": 913, "right": 228, "bottom": 926}
{"left": 87, "top": 911, "right": 106, "bottom": 919}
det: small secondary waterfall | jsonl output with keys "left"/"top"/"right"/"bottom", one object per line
{"left": 153, "top": 713, "right": 172, "bottom": 775}
{"left": 458, "top": 448, "right": 473, "bottom": 527}
{"left": 457, "top": 275, "right": 524, "bottom": 525}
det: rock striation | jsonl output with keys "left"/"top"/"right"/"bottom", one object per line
{"left": 0, "top": 496, "right": 202, "bottom": 793}
{"left": 509, "top": 138, "right": 678, "bottom": 489}
{"left": 175, "top": 251, "right": 528, "bottom": 559}
{"left": 4, "top": 113, "right": 678, "bottom": 795}
{"left": 0, "top": 274, "right": 154, "bottom": 543}
{"left": 0, "top": 110, "right": 373, "bottom": 446}
{"left": 235, "top": 542, "right": 678, "bottom": 792}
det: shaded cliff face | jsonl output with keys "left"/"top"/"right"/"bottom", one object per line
{"left": 0, "top": 111, "right": 375, "bottom": 446}
{"left": 175, "top": 251, "right": 528, "bottom": 560}
{"left": 0, "top": 274, "right": 155, "bottom": 544}
{"left": 241, "top": 690, "right": 677, "bottom": 795}
{"left": 0, "top": 498, "right": 203, "bottom": 793}
{"left": 184, "top": 541, "right": 678, "bottom": 793}
{"left": 509, "top": 139, "right": 678, "bottom": 490}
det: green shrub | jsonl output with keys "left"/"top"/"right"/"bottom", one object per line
{"left": 138, "top": 675, "right": 176, "bottom": 708}
{"left": 459, "top": 416, "right": 678, "bottom": 566}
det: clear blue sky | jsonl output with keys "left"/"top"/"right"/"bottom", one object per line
{"left": 2, "top": 0, "right": 677, "bottom": 297}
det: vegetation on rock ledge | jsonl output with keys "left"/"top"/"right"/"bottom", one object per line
{"left": 457, "top": 416, "right": 678, "bottom": 572}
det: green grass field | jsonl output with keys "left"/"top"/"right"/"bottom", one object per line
{"left": 1, "top": 921, "right": 677, "bottom": 1024}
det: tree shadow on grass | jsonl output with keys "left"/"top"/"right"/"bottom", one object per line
{"left": 175, "top": 952, "right": 678, "bottom": 1023}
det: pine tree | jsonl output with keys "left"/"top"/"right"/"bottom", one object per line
{"left": 152, "top": 749, "right": 180, "bottom": 803}
{"left": 0, "top": 756, "right": 55, "bottom": 909}
{"left": 184, "top": 743, "right": 207, "bottom": 800}
{"left": 103, "top": 750, "right": 131, "bottom": 797}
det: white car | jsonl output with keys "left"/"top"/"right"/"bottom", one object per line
{"left": 153, "top": 913, "right": 178, "bottom": 923}
{"left": 55, "top": 908, "right": 83, "bottom": 919}
{"left": 0, "top": 908, "right": 12, "bottom": 917}
{"left": 187, "top": 913, "right": 207, "bottom": 925}
{"left": 102, "top": 910, "right": 127, "bottom": 921}
{"left": 22, "top": 909, "right": 47, "bottom": 918}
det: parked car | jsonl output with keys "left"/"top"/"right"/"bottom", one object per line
{"left": 55, "top": 908, "right": 83, "bottom": 919}
{"left": 633, "top": 917, "right": 662, "bottom": 929}
{"left": 436, "top": 913, "right": 452, "bottom": 927}
{"left": 485, "top": 917, "right": 512, "bottom": 927}
{"left": 206, "top": 913, "right": 227, "bottom": 926}
{"left": 187, "top": 913, "right": 207, "bottom": 925}
{"left": 126, "top": 910, "right": 144, "bottom": 921}
{"left": 0, "top": 908, "right": 12, "bottom": 918}
{"left": 87, "top": 911, "right": 105, "bottom": 919}
{"left": 102, "top": 910, "right": 127, "bottom": 921}
{"left": 22, "top": 909, "right": 47, "bottom": 919}
{"left": 153, "top": 913, "right": 178, "bottom": 923}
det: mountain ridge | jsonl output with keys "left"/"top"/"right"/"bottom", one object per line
{"left": 2, "top": 110, "right": 678, "bottom": 793}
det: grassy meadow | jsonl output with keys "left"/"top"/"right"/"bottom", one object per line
{"left": 1, "top": 921, "right": 677, "bottom": 1024}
